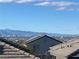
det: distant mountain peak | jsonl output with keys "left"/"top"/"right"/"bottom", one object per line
{"left": 0, "top": 29, "right": 38, "bottom": 37}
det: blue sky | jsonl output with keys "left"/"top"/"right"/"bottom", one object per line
{"left": 0, "top": 0, "right": 79, "bottom": 34}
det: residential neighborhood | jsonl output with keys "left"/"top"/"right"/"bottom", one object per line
{"left": 0, "top": 34, "right": 79, "bottom": 59}
{"left": 0, "top": 0, "right": 79, "bottom": 59}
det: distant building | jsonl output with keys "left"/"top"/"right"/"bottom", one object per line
{"left": 27, "top": 34, "right": 62, "bottom": 56}
{"left": 0, "top": 38, "right": 40, "bottom": 59}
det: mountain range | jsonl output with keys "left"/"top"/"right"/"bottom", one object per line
{"left": 0, "top": 29, "right": 79, "bottom": 40}
{"left": 0, "top": 29, "right": 38, "bottom": 37}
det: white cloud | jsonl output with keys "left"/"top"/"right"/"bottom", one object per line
{"left": 35, "top": 1, "right": 50, "bottom": 6}
{"left": 56, "top": 7, "right": 76, "bottom": 11}
{"left": 56, "top": 7, "right": 67, "bottom": 11}
{"left": 0, "top": 0, "right": 13, "bottom": 2}
{"left": 35, "top": 1, "right": 79, "bottom": 11}
{"left": 0, "top": 0, "right": 33, "bottom": 3}
{"left": 0, "top": 0, "right": 45, "bottom": 3}
{"left": 0, "top": 0, "right": 79, "bottom": 11}
{"left": 15, "top": 0, "right": 32, "bottom": 3}
{"left": 35, "top": 1, "right": 79, "bottom": 7}
{"left": 51, "top": 1, "right": 79, "bottom": 6}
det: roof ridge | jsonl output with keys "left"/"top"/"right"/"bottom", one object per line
{"left": 27, "top": 34, "right": 47, "bottom": 43}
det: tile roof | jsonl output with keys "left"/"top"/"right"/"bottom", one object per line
{"left": 0, "top": 37, "right": 30, "bottom": 53}
{"left": 27, "top": 34, "right": 62, "bottom": 44}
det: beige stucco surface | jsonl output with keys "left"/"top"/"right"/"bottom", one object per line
{"left": 49, "top": 39, "right": 79, "bottom": 59}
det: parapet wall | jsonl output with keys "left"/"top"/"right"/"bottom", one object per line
{"left": 50, "top": 38, "right": 79, "bottom": 51}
